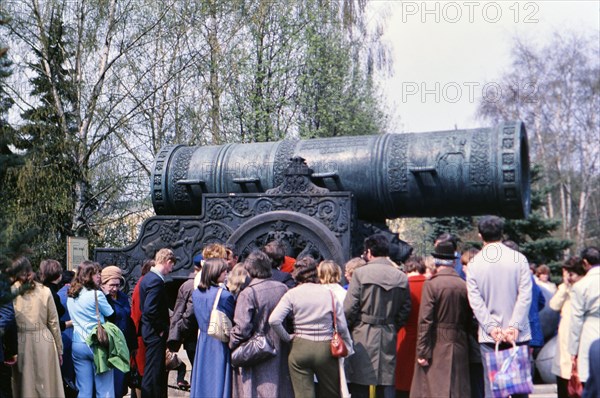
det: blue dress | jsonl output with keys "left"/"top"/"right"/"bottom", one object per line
{"left": 190, "top": 286, "right": 235, "bottom": 398}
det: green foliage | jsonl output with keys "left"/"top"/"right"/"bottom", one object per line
{"left": 296, "top": 2, "right": 385, "bottom": 139}
{"left": 0, "top": 11, "right": 35, "bottom": 305}
{"left": 423, "top": 166, "right": 571, "bottom": 278}
{"left": 504, "top": 165, "right": 572, "bottom": 273}
{"left": 7, "top": 12, "right": 79, "bottom": 265}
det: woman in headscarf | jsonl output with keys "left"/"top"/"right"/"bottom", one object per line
{"left": 101, "top": 265, "right": 137, "bottom": 397}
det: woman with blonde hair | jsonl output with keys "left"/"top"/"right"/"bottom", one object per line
{"left": 318, "top": 260, "right": 347, "bottom": 305}
{"left": 9, "top": 257, "right": 65, "bottom": 398}
{"left": 226, "top": 263, "right": 251, "bottom": 297}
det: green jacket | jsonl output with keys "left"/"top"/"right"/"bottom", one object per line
{"left": 86, "top": 321, "right": 130, "bottom": 374}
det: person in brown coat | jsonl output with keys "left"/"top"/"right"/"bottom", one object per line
{"left": 410, "top": 241, "right": 472, "bottom": 398}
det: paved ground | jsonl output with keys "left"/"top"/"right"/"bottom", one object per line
{"left": 127, "top": 348, "right": 557, "bottom": 398}
{"left": 126, "top": 346, "right": 191, "bottom": 397}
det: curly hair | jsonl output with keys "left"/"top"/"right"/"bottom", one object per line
{"left": 292, "top": 256, "right": 319, "bottom": 284}
{"left": 68, "top": 260, "right": 101, "bottom": 298}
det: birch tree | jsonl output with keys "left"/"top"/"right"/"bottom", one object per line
{"left": 478, "top": 31, "right": 600, "bottom": 250}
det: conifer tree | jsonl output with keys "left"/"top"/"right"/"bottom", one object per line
{"left": 9, "top": 11, "right": 79, "bottom": 265}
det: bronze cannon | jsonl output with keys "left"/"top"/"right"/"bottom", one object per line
{"left": 96, "top": 121, "right": 530, "bottom": 290}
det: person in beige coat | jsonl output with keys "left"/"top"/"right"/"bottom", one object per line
{"left": 550, "top": 257, "right": 586, "bottom": 398}
{"left": 9, "top": 257, "right": 64, "bottom": 398}
{"left": 569, "top": 247, "right": 600, "bottom": 384}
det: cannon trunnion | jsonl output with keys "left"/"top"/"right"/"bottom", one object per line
{"left": 96, "top": 122, "right": 530, "bottom": 293}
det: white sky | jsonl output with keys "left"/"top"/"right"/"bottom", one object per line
{"left": 375, "top": 0, "right": 600, "bottom": 133}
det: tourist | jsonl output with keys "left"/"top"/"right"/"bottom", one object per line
{"left": 466, "top": 216, "right": 532, "bottom": 398}
{"left": 270, "top": 256, "right": 352, "bottom": 397}
{"left": 187, "top": 258, "right": 235, "bottom": 398}
{"left": 101, "top": 265, "right": 137, "bottom": 397}
{"left": 344, "top": 234, "right": 411, "bottom": 398}
{"left": 139, "top": 248, "right": 176, "bottom": 398}
{"left": 410, "top": 242, "right": 472, "bottom": 397}
{"left": 130, "top": 259, "right": 153, "bottom": 398}
{"left": 550, "top": 257, "right": 586, "bottom": 398}
{"left": 226, "top": 262, "right": 251, "bottom": 298}
{"left": 230, "top": 250, "right": 291, "bottom": 397}
{"left": 67, "top": 260, "right": 114, "bottom": 398}
{"left": 569, "top": 247, "right": 600, "bottom": 387}
{"left": 395, "top": 256, "right": 427, "bottom": 398}
{"left": 343, "top": 257, "right": 366, "bottom": 289}
{"left": 263, "top": 240, "right": 296, "bottom": 288}
{"left": 10, "top": 257, "right": 64, "bottom": 398}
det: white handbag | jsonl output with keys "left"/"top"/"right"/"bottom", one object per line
{"left": 207, "top": 287, "right": 232, "bottom": 342}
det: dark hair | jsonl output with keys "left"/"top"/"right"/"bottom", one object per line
{"left": 39, "top": 259, "right": 63, "bottom": 284}
{"left": 461, "top": 248, "right": 480, "bottom": 266}
{"left": 8, "top": 257, "right": 36, "bottom": 293}
{"left": 68, "top": 260, "right": 101, "bottom": 298}
{"left": 292, "top": 256, "right": 319, "bottom": 284}
{"left": 61, "top": 270, "right": 75, "bottom": 285}
{"left": 581, "top": 246, "right": 600, "bottom": 266}
{"left": 563, "top": 256, "right": 586, "bottom": 276}
{"left": 364, "top": 234, "right": 390, "bottom": 257}
{"left": 199, "top": 258, "right": 228, "bottom": 290}
{"left": 263, "top": 240, "right": 285, "bottom": 268}
{"left": 478, "top": 216, "right": 504, "bottom": 242}
{"left": 244, "top": 250, "right": 273, "bottom": 279}
{"left": 404, "top": 256, "right": 426, "bottom": 274}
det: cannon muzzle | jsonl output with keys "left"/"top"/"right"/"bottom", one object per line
{"left": 151, "top": 121, "right": 530, "bottom": 220}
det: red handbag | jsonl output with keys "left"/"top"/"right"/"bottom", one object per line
{"left": 329, "top": 290, "right": 348, "bottom": 358}
{"left": 568, "top": 361, "right": 583, "bottom": 398}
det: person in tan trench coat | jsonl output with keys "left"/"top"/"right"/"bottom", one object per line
{"left": 410, "top": 242, "right": 472, "bottom": 398}
{"left": 9, "top": 257, "right": 64, "bottom": 398}
{"left": 344, "top": 234, "right": 411, "bottom": 398}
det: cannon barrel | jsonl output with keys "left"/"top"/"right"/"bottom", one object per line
{"left": 151, "top": 121, "right": 530, "bottom": 220}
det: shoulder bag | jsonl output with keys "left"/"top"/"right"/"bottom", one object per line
{"left": 329, "top": 290, "right": 348, "bottom": 358}
{"left": 207, "top": 287, "right": 232, "bottom": 342}
{"left": 231, "top": 286, "right": 277, "bottom": 367}
{"left": 94, "top": 289, "right": 110, "bottom": 349}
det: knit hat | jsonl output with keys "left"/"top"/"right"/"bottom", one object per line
{"left": 101, "top": 265, "right": 124, "bottom": 285}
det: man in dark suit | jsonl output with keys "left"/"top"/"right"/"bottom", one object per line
{"left": 139, "top": 248, "right": 176, "bottom": 398}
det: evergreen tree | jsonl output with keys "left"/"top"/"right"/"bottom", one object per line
{"left": 424, "top": 166, "right": 570, "bottom": 279}
{"left": 503, "top": 165, "right": 572, "bottom": 276}
{"left": 0, "top": 13, "right": 33, "bottom": 304}
{"left": 8, "top": 11, "right": 79, "bottom": 265}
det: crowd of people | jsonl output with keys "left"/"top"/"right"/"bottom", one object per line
{"left": 0, "top": 215, "right": 598, "bottom": 398}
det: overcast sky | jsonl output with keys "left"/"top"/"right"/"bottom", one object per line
{"left": 375, "top": 0, "right": 600, "bottom": 133}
